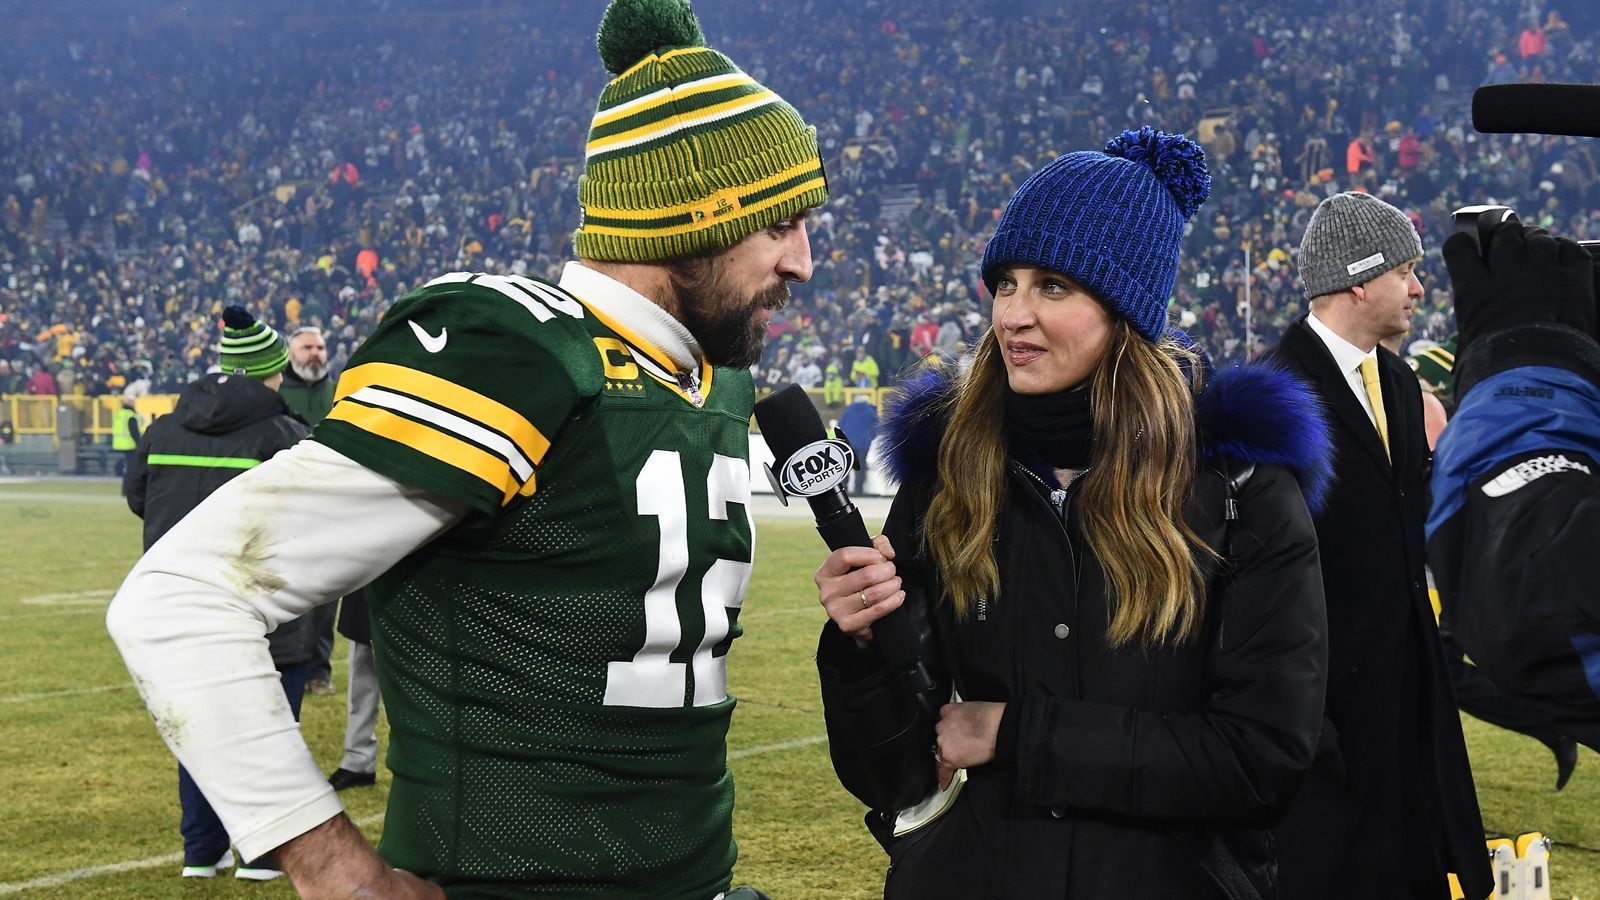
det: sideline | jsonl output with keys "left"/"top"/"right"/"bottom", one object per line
{"left": 0, "top": 737, "right": 829, "bottom": 894}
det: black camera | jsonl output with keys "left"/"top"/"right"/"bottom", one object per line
{"left": 1451, "top": 204, "right": 1600, "bottom": 293}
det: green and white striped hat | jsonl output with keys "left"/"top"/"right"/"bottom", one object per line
{"left": 219, "top": 306, "right": 288, "bottom": 379}
{"left": 574, "top": 0, "right": 829, "bottom": 262}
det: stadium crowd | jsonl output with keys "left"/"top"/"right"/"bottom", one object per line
{"left": 3, "top": 0, "right": 1600, "bottom": 400}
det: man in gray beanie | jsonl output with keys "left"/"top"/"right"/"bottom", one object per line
{"left": 1267, "top": 192, "right": 1490, "bottom": 900}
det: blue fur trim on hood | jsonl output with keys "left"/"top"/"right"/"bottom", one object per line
{"left": 1195, "top": 363, "right": 1333, "bottom": 512}
{"left": 878, "top": 362, "right": 1333, "bottom": 513}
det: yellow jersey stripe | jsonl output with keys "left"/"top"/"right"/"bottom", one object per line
{"left": 328, "top": 402, "right": 522, "bottom": 504}
{"left": 335, "top": 362, "right": 550, "bottom": 466}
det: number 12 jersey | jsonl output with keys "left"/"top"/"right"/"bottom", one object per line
{"left": 313, "top": 269, "right": 756, "bottom": 899}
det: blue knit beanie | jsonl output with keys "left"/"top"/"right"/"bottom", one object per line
{"left": 981, "top": 127, "right": 1211, "bottom": 343}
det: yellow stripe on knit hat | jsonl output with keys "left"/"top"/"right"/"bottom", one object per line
{"left": 582, "top": 158, "right": 822, "bottom": 222}
{"left": 591, "top": 71, "right": 758, "bottom": 128}
{"left": 585, "top": 90, "right": 781, "bottom": 159}
{"left": 579, "top": 170, "right": 825, "bottom": 239}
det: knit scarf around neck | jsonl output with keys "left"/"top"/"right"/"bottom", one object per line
{"left": 1003, "top": 383, "right": 1094, "bottom": 470}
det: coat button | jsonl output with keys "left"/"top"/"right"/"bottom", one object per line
{"left": 1051, "top": 807, "right": 1067, "bottom": 819}
{"left": 1054, "top": 624, "right": 1071, "bottom": 639}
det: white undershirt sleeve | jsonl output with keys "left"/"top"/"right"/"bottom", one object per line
{"left": 106, "top": 439, "right": 469, "bottom": 862}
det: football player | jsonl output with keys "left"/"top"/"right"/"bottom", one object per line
{"left": 106, "top": 0, "right": 827, "bottom": 896}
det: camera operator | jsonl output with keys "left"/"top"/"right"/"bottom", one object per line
{"left": 1432, "top": 219, "right": 1600, "bottom": 753}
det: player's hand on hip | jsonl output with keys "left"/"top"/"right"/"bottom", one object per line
{"left": 815, "top": 533, "right": 904, "bottom": 647}
{"left": 278, "top": 813, "right": 446, "bottom": 899}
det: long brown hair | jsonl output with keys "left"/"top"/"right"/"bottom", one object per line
{"left": 925, "top": 321, "right": 1214, "bottom": 648}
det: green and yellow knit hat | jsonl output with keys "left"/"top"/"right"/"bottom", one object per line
{"left": 574, "top": 0, "right": 828, "bottom": 262}
{"left": 219, "top": 306, "right": 288, "bottom": 379}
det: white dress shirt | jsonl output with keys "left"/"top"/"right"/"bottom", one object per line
{"left": 1305, "top": 311, "right": 1382, "bottom": 430}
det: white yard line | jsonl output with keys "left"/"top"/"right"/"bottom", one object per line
{"left": 0, "top": 608, "right": 108, "bottom": 622}
{"left": 0, "top": 491, "right": 126, "bottom": 504}
{"left": 0, "top": 813, "right": 388, "bottom": 895}
{"left": 0, "top": 736, "right": 829, "bottom": 894}
{"left": 740, "top": 605, "right": 822, "bottom": 620}
{"left": 728, "top": 735, "right": 829, "bottom": 759}
{"left": 0, "top": 683, "right": 134, "bottom": 704}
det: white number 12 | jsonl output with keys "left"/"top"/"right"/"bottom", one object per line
{"left": 602, "top": 449, "right": 752, "bottom": 708}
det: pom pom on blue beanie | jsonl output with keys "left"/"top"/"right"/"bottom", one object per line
{"left": 981, "top": 127, "right": 1211, "bottom": 343}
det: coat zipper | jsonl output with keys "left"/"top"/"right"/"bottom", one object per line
{"left": 1011, "top": 462, "right": 1086, "bottom": 601}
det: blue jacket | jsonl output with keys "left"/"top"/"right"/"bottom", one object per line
{"left": 1427, "top": 323, "right": 1600, "bottom": 752}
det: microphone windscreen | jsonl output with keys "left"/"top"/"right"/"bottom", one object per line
{"left": 1472, "top": 83, "right": 1600, "bottom": 139}
{"left": 753, "top": 384, "right": 827, "bottom": 464}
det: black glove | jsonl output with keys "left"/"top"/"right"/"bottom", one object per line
{"left": 1442, "top": 224, "right": 1598, "bottom": 352}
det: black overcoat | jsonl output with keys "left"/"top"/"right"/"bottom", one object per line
{"left": 1267, "top": 317, "right": 1490, "bottom": 900}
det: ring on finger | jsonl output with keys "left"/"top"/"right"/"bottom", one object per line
{"left": 932, "top": 743, "right": 943, "bottom": 766}
{"left": 860, "top": 590, "right": 870, "bottom": 610}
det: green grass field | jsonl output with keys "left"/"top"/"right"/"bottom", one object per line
{"left": 1, "top": 478, "right": 1596, "bottom": 898}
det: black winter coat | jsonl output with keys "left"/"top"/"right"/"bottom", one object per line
{"left": 1267, "top": 319, "right": 1490, "bottom": 900}
{"left": 123, "top": 373, "right": 311, "bottom": 667}
{"left": 818, "top": 363, "right": 1333, "bottom": 899}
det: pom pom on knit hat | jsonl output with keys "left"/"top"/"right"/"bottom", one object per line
{"left": 219, "top": 306, "right": 288, "bottom": 379}
{"left": 574, "top": 0, "right": 828, "bottom": 262}
{"left": 981, "top": 127, "right": 1211, "bottom": 343}
{"left": 1103, "top": 127, "right": 1211, "bottom": 219}
{"left": 596, "top": 0, "right": 705, "bottom": 75}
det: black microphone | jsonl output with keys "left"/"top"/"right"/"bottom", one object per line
{"left": 753, "top": 385, "right": 933, "bottom": 690}
{"left": 1472, "top": 83, "right": 1600, "bottom": 139}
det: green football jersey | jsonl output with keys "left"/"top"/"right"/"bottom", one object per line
{"left": 313, "top": 272, "right": 756, "bottom": 899}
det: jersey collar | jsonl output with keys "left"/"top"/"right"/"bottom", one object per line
{"left": 559, "top": 262, "right": 701, "bottom": 374}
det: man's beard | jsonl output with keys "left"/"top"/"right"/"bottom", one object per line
{"left": 291, "top": 359, "right": 329, "bottom": 383}
{"left": 669, "top": 261, "right": 788, "bottom": 369}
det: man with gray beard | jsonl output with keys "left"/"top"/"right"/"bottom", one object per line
{"left": 279, "top": 326, "right": 335, "bottom": 424}
{"left": 279, "top": 325, "right": 341, "bottom": 696}
{"left": 283, "top": 322, "right": 382, "bottom": 786}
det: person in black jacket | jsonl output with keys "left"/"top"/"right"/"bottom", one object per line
{"left": 122, "top": 306, "right": 311, "bottom": 883}
{"left": 1404, "top": 338, "right": 1581, "bottom": 789}
{"left": 1430, "top": 218, "right": 1600, "bottom": 755}
{"left": 814, "top": 130, "right": 1332, "bottom": 899}
{"left": 1267, "top": 191, "right": 1489, "bottom": 900}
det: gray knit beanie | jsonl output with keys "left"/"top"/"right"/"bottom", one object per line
{"left": 1297, "top": 191, "right": 1422, "bottom": 299}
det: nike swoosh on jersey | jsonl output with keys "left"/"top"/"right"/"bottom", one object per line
{"left": 408, "top": 320, "right": 449, "bottom": 353}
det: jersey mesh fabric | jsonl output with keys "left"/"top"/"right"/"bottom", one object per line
{"left": 314, "top": 275, "right": 756, "bottom": 898}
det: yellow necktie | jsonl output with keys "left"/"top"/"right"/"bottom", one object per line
{"left": 1359, "top": 356, "right": 1390, "bottom": 461}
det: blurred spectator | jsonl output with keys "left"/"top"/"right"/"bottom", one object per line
{"left": 2, "top": 0, "right": 1600, "bottom": 405}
